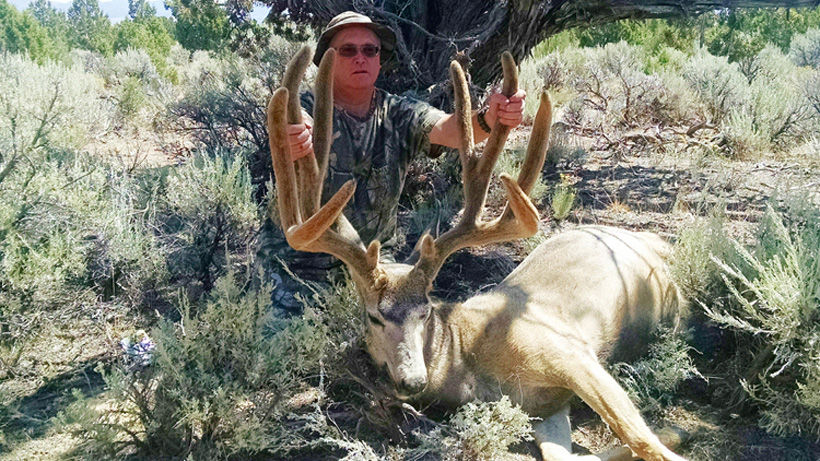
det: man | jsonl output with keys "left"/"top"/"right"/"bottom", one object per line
{"left": 261, "top": 11, "right": 526, "bottom": 311}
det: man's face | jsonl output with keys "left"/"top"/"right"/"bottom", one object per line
{"left": 329, "top": 26, "right": 381, "bottom": 92}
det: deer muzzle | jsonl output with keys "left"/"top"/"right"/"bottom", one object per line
{"left": 392, "top": 328, "right": 429, "bottom": 397}
{"left": 397, "top": 374, "right": 428, "bottom": 396}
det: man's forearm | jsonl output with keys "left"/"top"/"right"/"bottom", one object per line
{"left": 429, "top": 111, "right": 493, "bottom": 149}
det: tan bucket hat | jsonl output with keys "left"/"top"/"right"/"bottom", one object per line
{"left": 314, "top": 11, "right": 396, "bottom": 66}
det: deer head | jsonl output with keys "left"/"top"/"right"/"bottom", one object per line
{"left": 268, "top": 46, "right": 552, "bottom": 396}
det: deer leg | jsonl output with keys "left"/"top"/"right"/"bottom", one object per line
{"left": 564, "top": 357, "right": 687, "bottom": 461}
{"left": 534, "top": 405, "right": 601, "bottom": 461}
{"left": 596, "top": 427, "right": 688, "bottom": 461}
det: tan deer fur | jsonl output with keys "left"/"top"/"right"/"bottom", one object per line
{"left": 268, "top": 45, "right": 687, "bottom": 461}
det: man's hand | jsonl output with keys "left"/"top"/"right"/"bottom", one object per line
{"left": 287, "top": 116, "right": 314, "bottom": 161}
{"left": 486, "top": 89, "right": 526, "bottom": 128}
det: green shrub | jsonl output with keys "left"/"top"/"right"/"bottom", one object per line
{"left": 519, "top": 50, "right": 572, "bottom": 120}
{"left": 706, "top": 201, "right": 820, "bottom": 437}
{"left": 720, "top": 111, "right": 772, "bottom": 159}
{"left": 162, "top": 150, "right": 259, "bottom": 291}
{"left": 0, "top": 152, "right": 166, "bottom": 310}
{"left": 412, "top": 396, "right": 533, "bottom": 461}
{"left": 534, "top": 42, "right": 695, "bottom": 147}
{"left": 56, "top": 268, "right": 389, "bottom": 460}
{"left": 668, "top": 214, "right": 746, "bottom": 305}
{"left": 789, "top": 27, "right": 820, "bottom": 68}
{"left": 682, "top": 50, "right": 750, "bottom": 123}
{"left": 550, "top": 173, "right": 577, "bottom": 221}
{"left": 105, "top": 47, "right": 161, "bottom": 86}
{"left": 0, "top": 52, "right": 110, "bottom": 156}
{"left": 59, "top": 271, "right": 333, "bottom": 459}
{"left": 85, "top": 169, "right": 168, "bottom": 305}
{"left": 169, "top": 36, "right": 307, "bottom": 192}
{"left": 574, "top": 42, "right": 668, "bottom": 129}
{"left": 112, "top": 16, "right": 176, "bottom": 79}
{"left": 612, "top": 328, "right": 701, "bottom": 416}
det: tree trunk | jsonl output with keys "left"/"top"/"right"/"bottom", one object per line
{"left": 264, "top": 0, "right": 818, "bottom": 100}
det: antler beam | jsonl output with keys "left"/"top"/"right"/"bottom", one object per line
{"left": 414, "top": 52, "right": 553, "bottom": 279}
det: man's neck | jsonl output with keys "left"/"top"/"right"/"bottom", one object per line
{"left": 334, "top": 87, "right": 375, "bottom": 118}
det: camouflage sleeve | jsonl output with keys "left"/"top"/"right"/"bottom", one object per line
{"left": 388, "top": 94, "right": 446, "bottom": 162}
{"left": 300, "top": 91, "right": 315, "bottom": 116}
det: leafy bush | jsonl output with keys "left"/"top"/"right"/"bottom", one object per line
{"left": 682, "top": 50, "right": 749, "bottom": 123}
{"left": 789, "top": 27, "right": 820, "bottom": 68}
{"left": 85, "top": 169, "right": 168, "bottom": 305}
{"left": 668, "top": 214, "right": 746, "bottom": 306}
{"left": 59, "top": 271, "right": 334, "bottom": 459}
{"left": 568, "top": 42, "right": 668, "bottom": 130}
{"left": 112, "top": 16, "right": 176, "bottom": 80}
{"left": 168, "top": 36, "right": 307, "bottom": 194}
{"left": 720, "top": 46, "right": 815, "bottom": 157}
{"left": 550, "top": 173, "right": 577, "bottom": 221}
{"left": 0, "top": 54, "right": 111, "bottom": 309}
{"left": 412, "top": 396, "right": 533, "bottom": 461}
{"left": 162, "top": 150, "right": 259, "bottom": 291}
{"left": 706, "top": 202, "right": 820, "bottom": 437}
{"left": 0, "top": 52, "right": 110, "bottom": 155}
{"left": 612, "top": 328, "right": 701, "bottom": 415}
{"left": 527, "top": 42, "right": 700, "bottom": 151}
{"left": 720, "top": 111, "right": 771, "bottom": 160}
{"left": 103, "top": 48, "right": 171, "bottom": 122}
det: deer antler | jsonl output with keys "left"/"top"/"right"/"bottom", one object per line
{"left": 413, "top": 52, "right": 553, "bottom": 279}
{"left": 268, "top": 46, "right": 384, "bottom": 292}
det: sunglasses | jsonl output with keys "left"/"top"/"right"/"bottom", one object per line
{"left": 335, "top": 44, "right": 381, "bottom": 58}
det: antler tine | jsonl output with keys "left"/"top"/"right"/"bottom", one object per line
{"left": 450, "top": 61, "right": 480, "bottom": 224}
{"left": 450, "top": 61, "right": 475, "bottom": 169}
{"left": 282, "top": 46, "right": 322, "bottom": 218}
{"left": 460, "top": 52, "right": 517, "bottom": 225}
{"left": 268, "top": 88, "right": 301, "bottom": 231}
{"left": 268, "top": 47, "right": 382, "bottom": 292}
{"left": 312, "top": 48, "right": 335, "bottom": 206}
{"left": 497, "top": 91, "right": 552, "bottom": 224}
{"left": 283, "top": 46, "right": 311, "bottom": 125}
{"left": 270, "top": 87, "right": 351, "bottom": 246}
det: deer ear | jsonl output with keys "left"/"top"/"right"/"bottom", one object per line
{"left": 367, "top": 240, "right": 381, "bottom": 264}
{"left": 419, "top": 234, "right": 436, "bottom": 260}
{"left": 410, "top": 233, "right": 439, "bottom": 279}
{"left": 366, "top": 240, "right": 389, "bottom": 291}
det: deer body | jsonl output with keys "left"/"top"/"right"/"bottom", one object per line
{"left": 268, "top": 46, "right": 687, "bottom": 460}
{"left": 370, "top": 226, "right": 683, "bottom": 461}
{"left": 411, "top": 227, "right": 679, "bottom": 409}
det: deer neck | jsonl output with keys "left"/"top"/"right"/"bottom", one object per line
{"left": 421, "top": 300, "right": 485, "bottom": 404}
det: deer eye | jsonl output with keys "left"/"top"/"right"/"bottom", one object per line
{"left": 367, "top": 312, "right": 385, "bottom": 327}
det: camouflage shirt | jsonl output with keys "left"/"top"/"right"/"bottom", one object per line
{"left": 259, "top": 88, "right": 446, "bottom": 282}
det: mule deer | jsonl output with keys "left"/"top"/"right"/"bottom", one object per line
{"left": 267, "top": 45, "right": 687, "bottom": 461}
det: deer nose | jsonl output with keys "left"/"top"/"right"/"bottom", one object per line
{"left": 398, "top": 375, "right": 427, "bottom": 396}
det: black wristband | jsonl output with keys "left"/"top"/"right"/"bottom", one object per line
{"left": 476, "top": 107, "right": 492, "bottom": 134}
